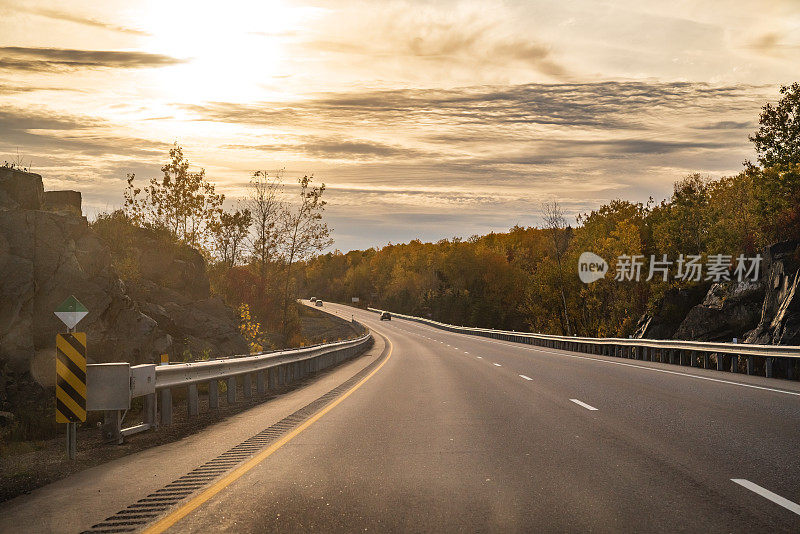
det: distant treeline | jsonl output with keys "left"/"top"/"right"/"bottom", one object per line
{"left": 297, "top": 83, "right": 800, "bottom": 337}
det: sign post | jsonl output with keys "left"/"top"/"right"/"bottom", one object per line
{"left": 54, "top": 296, "right": 89, "bottom": 460}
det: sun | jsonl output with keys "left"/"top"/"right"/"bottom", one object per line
{"left": 136, "top": 0, "right": 318, "bottom": 104}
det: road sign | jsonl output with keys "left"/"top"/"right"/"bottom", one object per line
{"left": 55, "top": 333, "right": 87, "bottom": 423}
{"left": 54, "top": 295, "right": 88, "bottom": 330}
{"left": 351, "top": 297, "right": 360, "bottom": 303}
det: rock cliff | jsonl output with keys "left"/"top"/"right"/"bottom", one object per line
{"left": 0, "top": 167, "right": 247, "bottom": 436}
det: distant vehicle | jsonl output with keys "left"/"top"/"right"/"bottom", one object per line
{"left": 380, "top": 311, "right": 391, "bottom": 321}
{"left": 310, "top": 297, "right": 316, "bottom": 302}
{"left": 315, "top": 300, "right": 323, "bottom": 307}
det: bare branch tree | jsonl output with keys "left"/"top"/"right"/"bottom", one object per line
{"left": 247, "top": 170, "right": 284, "bottom": 284}
{"left": 542, "top": 199, "right": 572, "bottom": 335}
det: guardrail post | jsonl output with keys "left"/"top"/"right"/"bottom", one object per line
{"left": 102, "top": 410, "right": 123, "bottom": 444}
{"left": 765, "top": 357, "right": 774, "bottom": 378}
{"left": 257, "top": 371, "right": 266, "bottom": 395}
{"left": 689, "top": 350, "right": 697, "bottom": 367}
{"left": 703, "top": 353, "right": 711, "bottom": 369}
{"left": 730, "top": 354, "right": 739, "bottom": 373}
{"left": 209, "top": 380, "right": 219, "bottom": 409}
{"left": 268, "top": 367, "right": 277, "bottom": 389}
{"left": 716, "top": 353, "right": 725, "bottom": 371}
{"left": 160, "top": 388, "right": 172, "bottom": 426}
{"left": 243, "top": 373, "right": 253, "bottom": 398}
{"left": 187, "top": 383, "right": 199, "bottom": 416}
{"left": 227, "top": 377, "right": 236, "bottom": 404}
{"left": 143, "top": 392, "right": 157, "bottom": 429}
{"left": 669, "top": 349, "right": 677, "bottom": 365}
{"left": 746, "top": 355, "right": 754, "bottom": 375}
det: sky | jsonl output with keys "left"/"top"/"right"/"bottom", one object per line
{"left": 1, "top": 0, "right": 798, "bottom": 251}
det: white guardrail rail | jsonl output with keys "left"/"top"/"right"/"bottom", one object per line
{"left": 368, "top": 307, "right": 800, "bottom": 381}
{"left": 88, "top": 326, "right": 373, "bottom": 443}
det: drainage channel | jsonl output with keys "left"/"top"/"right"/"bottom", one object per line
{"left": 82, "top": 335, "right": 383, "bottom": 533}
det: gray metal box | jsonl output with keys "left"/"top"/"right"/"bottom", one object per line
{"left": 87, "top": 363, "right": 130, "bottom": 411}
{"left": 130, "top": 364, "right": 156, "bottom": 397}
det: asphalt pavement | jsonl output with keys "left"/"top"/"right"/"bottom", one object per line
{"left": 4, "top": 301, "right": 799, "bottom": 533}
{"left": 167, "top": 302, "right": 800, "bottom": 533}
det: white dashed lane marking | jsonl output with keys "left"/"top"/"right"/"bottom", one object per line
{"left": 569, "top": 399, "right": 598, "bottom": 411}
{"left": 732, "top": 479, "right": 800, "bottom": 516}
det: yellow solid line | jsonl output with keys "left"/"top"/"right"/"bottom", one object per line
{"left": 143, "top": 333, "right": 392, "bottom": 534}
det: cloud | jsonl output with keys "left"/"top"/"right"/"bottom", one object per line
{"left": 187, "top": 82, "right": 762, "bottom": 131}
{"left": 225, "top": 137, "right": 436, "bottom": 161}
{"left": 691, "top": 120, "right": 753, "bottom": 130}
{"left": 747, "top": 32, "right": 800, "bottom": 58}
{"left": 0, "top": 47, "right": 183, "bottom": 72}
{"left": 296, "top": 2, "right": 569, "bottom": 81}
{"left": 14, "top": 6, "right": 148, "bottom": 35}
{"left": 0, "top": 107, "right": 169, "bottom": 158}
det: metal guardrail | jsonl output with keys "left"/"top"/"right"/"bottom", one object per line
{"left": 99, "top": 327, "right": 373, "bottom": 443}
{"left": 368, "top": 308, "right": 800, "bottom": 380}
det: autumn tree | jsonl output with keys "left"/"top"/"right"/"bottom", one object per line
{"left": 749, "top": 82, "right": 800, "bottom": 169}
{"left": 212, "top": 208, "right": 252, "bottom": 268}
{"left": 124, "top": 144, "right": 224, "bottom": 250}
{"left": 748, "top": 83, "right": 800, "bottom": 242}
{"left": 278, "top": 175, "right": 334, "bottom": 339}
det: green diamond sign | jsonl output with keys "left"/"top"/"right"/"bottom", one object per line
{"left": 54, "top": 295, "right": 88, "bottom": 330}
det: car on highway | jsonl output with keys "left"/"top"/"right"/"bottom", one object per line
{"left": 310, "top": 297, "right": 316, "bottom": 302}
{"left": 315, "top": 300, "right": 323, "bottom": 307}
{"left": 380, "top": 311, "right": 391, "bottom": 320}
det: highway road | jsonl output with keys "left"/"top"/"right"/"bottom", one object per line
{"left": 163, "top": 302, "right": 800, "bottom": 533}
{"left": 4, "top": 301, "right": 800, "bottom": 533}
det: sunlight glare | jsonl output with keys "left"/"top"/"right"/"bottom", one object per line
{"left": 139, "top": 0, "right": 314, "bottom": 103}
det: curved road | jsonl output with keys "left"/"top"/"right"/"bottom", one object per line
{"left": 165, "top": 302, "right": 800, "bottom": 533}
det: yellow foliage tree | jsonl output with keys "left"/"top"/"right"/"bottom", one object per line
{"left": 239, "top": 303, "right": 263, "bottom": 353}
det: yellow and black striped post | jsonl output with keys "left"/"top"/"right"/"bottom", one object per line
{"left": 56, "top": 332, "right": 86, "bottom": 460}
{"left": 56, "top": 333, "right": 87, "bottom": 424}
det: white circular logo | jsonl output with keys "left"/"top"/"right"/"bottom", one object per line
{"left": 578, "top": 252, "right": 608, "bottom": 283}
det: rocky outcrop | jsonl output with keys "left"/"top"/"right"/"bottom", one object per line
{"left": 634, "top": 285, "right": 708, "bottom": 339}
{"left": 0, "top": 167, "right": 43, "bottom": 210}
{"left": 650, "top": 239, "right": 800, "bottom": 344}
{"left": 0, "top": 168, "right": 247, "bottom": 434}
{"left": 43, "top": 190, "right": 81, "bottom": 214}
{"left": 745, "top": 240, "right": 800, "bottom": 345}
{"left": 672, "top": 280, "right": 764, "bottom": 342}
